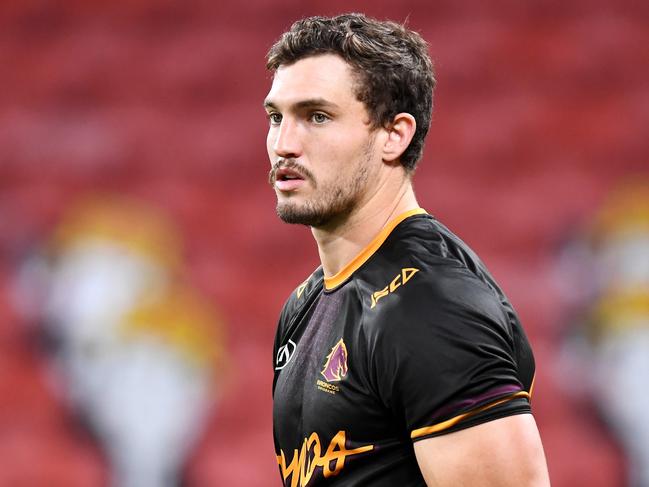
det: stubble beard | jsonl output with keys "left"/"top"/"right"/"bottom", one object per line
{"left": 272, "top": 147, "right": 372, "bottom": 228}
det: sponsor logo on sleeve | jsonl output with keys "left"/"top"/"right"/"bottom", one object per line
{"left": 370, "top": 267, "right": 419, "bottom": 308}
{"left": 296, "top": 281, "right": 308, "bottom": 299}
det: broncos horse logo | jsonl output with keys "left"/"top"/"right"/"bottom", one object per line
{"left": 321, "top": 338, "right": 348, "bottom": 382}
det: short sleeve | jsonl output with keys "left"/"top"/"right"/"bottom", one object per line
{"left": 367, "top": 266, "right": 533, "bottom": 442}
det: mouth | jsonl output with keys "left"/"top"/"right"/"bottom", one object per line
{"left": 273, "top": 166, "right": 306, "bottom": 192}
{"left": 275, "top": 167, "right": 304, "bottom": 181}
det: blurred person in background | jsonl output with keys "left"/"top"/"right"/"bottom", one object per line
{"left": 14, "top": 195, "right": 225, "bottom": 487}
{"left": 555, "top": 180, "right": 649, "bottom": 487}
{"left": 265, "top": 14, "right": 549, "bottom": 487}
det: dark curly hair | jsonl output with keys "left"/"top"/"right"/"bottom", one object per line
{"left": 266, "top": 13, "right": 436, "bottom": 171}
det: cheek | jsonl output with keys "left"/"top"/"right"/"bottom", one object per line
{"left": 330, "top": 133, "right": 372, "bottom": 169}
{"left": 266, "top": 130, "right": 275, "bottom": 159}
{"left": 266, "top": 130, "right": 277, "bottom": 167}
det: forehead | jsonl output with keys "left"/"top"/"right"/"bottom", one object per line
{"left": 266, "top": 54, "right": 358, "bottom": 107}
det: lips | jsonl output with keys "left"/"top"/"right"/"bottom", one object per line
{"left": 274, "top": 166, "right": 306, "bottom": 192}
{"left": 275, "top": 167, "right": 304, "bottom": 182}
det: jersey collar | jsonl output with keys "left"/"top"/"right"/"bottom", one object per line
{"left": 323, "top": 208, "right": 428, "bottom": 291}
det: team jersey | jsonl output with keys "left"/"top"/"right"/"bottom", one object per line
{"left": 272, "top": 208, "right": 535, "bottom": 487}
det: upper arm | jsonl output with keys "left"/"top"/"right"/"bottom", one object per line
{"left": 413, "top": 414, "right": 550, "bottom": 487}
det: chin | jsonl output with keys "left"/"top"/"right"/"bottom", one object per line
{"left": 276, "top": 202, "right": 328, "bottom": 227}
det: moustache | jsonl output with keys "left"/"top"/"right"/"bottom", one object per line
{"left": 268, "top": 159, "right": 315, "bottom": 186}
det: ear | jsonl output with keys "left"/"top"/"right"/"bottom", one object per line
{"left": 381, "top": 113, "right": 417, "bottom": 163}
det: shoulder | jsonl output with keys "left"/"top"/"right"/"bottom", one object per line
{"left": 361, "top": 263, "right": 509, "bottom": 340}
{"left": 276, "top": 266, "right": 324, "bottom": 332}
{"left": 356, "top": 215, "right": 510, "bottom": 338}
{"left": 356, "top": 215, "right": 503, "bottom": 318}
{"left": 283, "top": 266, "right": 324, "bottom": 310}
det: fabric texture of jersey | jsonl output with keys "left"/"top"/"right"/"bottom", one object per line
{"left": 272, "top": 209, "right": 535, "bottom": 487}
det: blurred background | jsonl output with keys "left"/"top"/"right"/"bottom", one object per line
{"left": 0, "top": 0, "right": 647, "bottom": 485}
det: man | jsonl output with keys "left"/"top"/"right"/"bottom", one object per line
{"left": 265, "top": 13, "right": 550, "bottom": 487}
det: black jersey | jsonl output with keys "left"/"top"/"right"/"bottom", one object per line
{"left": 272, "top": 209, "right": 535, "bottom": 487}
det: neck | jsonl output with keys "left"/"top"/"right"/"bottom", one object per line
{"left": 312, "top": 173, "right": 419, "bottom": 280}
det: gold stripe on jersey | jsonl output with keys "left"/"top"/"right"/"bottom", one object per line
{"left": 529, "top": 374, "right": 536, "bottom": 400}
{"left": 324, "top": 208, "right": 428, "bottom": 291}
{"left": 410, "top": 391, "right": 531, "bottom": 439}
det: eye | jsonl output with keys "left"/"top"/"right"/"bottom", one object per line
{"left": 268, "top": 112, "right": 282, "bottom": 125}
{"left": 311, "top": 112, "right": 330, "bottom": 124}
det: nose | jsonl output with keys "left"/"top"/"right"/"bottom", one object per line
{"left": 270, "top": 117, "right": 302, "bottom": 159}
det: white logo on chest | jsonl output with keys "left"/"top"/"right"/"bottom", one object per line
{"left": 275, "top": 339, "right": 297, "bottom": 370}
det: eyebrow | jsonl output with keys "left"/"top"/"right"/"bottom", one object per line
{"left": 263, "top": 97, "right": 340, "bottom": 111}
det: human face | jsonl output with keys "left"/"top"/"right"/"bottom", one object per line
{"left": 265, "top": 54, "right": 380, "bottom": 228}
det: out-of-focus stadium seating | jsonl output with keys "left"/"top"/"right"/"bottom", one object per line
{"left": 0, "top": 0, "right": 646, "bottom": 485}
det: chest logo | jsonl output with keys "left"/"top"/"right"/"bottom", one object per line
{"left": 370, "top": 267, "right": 420, "bottom": 308}
{"left": 275, "top": 339, "right": 297, "bottom": 370}
{"left": 321, "top": 338, "right": 348, "bottom": 382}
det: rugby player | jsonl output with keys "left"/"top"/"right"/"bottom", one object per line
{"left": 265, "top": 13, "right": 550, "bottom": 487}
